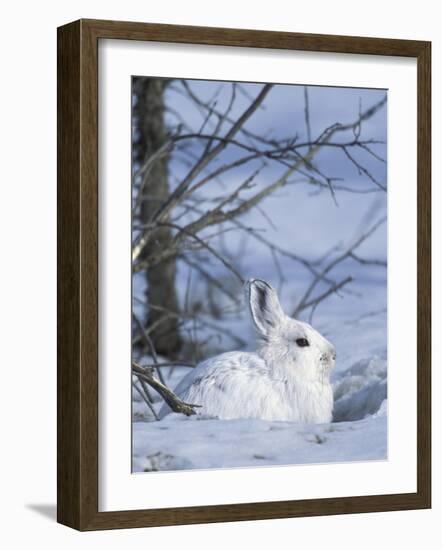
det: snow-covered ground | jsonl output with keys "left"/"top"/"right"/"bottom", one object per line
{"left": 133, "top": 412, "right": 386, "bottom": 472}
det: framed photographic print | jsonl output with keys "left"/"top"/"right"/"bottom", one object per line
{"left": 57, "top": 19, "right": 431, "bottom": 530}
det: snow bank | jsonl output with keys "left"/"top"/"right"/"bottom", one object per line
{"left": 332, "top": 356, "right": 387, "bottom": 422}
{"left": 132, "top": 413, "right": 386, "bottom": 472}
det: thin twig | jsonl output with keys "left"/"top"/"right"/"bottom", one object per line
{"left": 293, "top": 216, "right": 386, "bottom": 316}
{"left": 132, "top": 313, "right": 166, "bottom": 385}
{"left": 133, "top": 363, "right": 201, "bottom": 416}
{"left": 151, "top": 84, "right": 273, "bottom": 224}
{"left": 303, "top": 86, "right": 312, "bottom": 143}
{"left": 152, "top": 221, "right": 244, "bottom": 283}
{"left": 300, "top": 276, "right": 353, "bottom": 312}
{"left": 132, "top": 380, "right": 160, "bottom": 421}
{"left": 138, "top": 361, "right": 196, "bottom": 368}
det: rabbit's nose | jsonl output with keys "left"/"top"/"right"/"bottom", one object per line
{"left": 321, "top": 350, "right": 336, "bottom": 362}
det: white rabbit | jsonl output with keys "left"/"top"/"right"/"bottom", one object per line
{"left": 159, "top": 279, "right": 336, "bottom": 423}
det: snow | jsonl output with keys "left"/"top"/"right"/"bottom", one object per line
{"left": 333, "top": 356, "right": 387, "bottom": 422}
{"left": 133, "top": 415, "right": 386, "bottom": 472}
{"left": 132, "top": 405, "right": 387, "bottom": 473}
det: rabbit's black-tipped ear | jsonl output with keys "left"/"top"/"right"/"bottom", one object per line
{"left": 247, "top": 279, "right": 285, "bottom": 337}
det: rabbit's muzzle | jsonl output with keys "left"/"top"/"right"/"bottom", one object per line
{"left": 319, "top": 351, "right": 336, "bottom": 367}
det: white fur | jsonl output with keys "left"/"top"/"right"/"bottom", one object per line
{"left": 159, "top": 279, "right": 336, "bottom": 423}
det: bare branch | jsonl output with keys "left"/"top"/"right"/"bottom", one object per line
{"left": 349, "top": 252, "right": 387, "bottom": 267}
{"left": 299, "top": 276, "right": 353, "bottom": 312}
{"left": 132, "top": 313, "right": 166, "bottom": 385}
{"left": 151, "top": 84, "right": 273, "bottom": 224}
{"left": 135, "top": 221, "right": 244, "bottom": 283}
{"left": 181, "top": 255, "right": 240, "bottom": 304}
{"left": 314, "top": 95, "right": 387, "bottom": 142}
{"left": 293, "top": 216, "right": 386, "bottom": 316}
{"left": 344, "top": 307, "right": 387, "bottom": 325}
{"left": 148, "top": 303, "right": 247, "bottom": 347}
{"left": 132, "top": 363, "right": 201, "bottom": 416}
{"left": 342, "top": 147, "right": 386, "bottom": 191}
{"left": 138, "top": 361, "right": 196, "bottom": 368}
{"left": 303, "top": 86, "right": 312, "bottom": 143}
{"left": 132, "top": 380, "right": 160, "bottom": 421}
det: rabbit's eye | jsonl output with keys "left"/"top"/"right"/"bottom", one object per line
{"left": 296, "top": 338, "right": 310, "bottom": 347}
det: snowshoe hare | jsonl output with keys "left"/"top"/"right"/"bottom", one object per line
{"left": 159, "top": 279, "right": 336, "bottom": 423}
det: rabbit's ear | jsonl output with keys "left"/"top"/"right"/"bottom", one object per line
{"left": 247, "top": 279, "right": 285, "bottom": 337}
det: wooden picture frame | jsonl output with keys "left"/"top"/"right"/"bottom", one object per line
{"left": 57, "top": 18, "right": 431, "bottom": 531}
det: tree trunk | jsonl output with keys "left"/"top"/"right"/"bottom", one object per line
{"left": 133, "top": 77, "right": 182, "bottom": 357}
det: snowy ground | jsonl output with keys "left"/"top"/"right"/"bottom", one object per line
{"left": 133, "top": 413, "right": 386, "bottom": 472}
